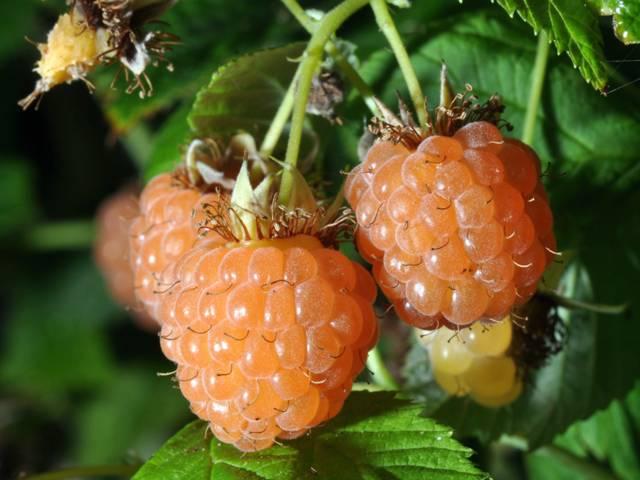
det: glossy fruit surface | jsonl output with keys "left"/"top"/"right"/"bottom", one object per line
{"left": 158, "top": 234, "right": 378, "bottom": 451}
{"left": 129, "top": 173, "right": 224, "bottom": 320}
{"left": 94, "top": 188, "right": 155, "bottom": 331}
{"left": 346, "top": 122, "right": 555, "bottom": 327}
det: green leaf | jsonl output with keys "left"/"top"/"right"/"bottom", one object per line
{"left": 591, "top": 0, "right": 640, "bottom": 44}
{"left": 143, "top": 43, "right": 309, "bottom": 178}
{"left": 96, "top": 1, "right": 300, "bottom": 131}
{"left": 144, "top": 103, "right": 191, "bottom": 181}
{"left": 137, "top": 392, "right": 488, "bottom": 480}
{"left": 493, "top": 0, "right": 608, "bottom": 89}
{"left": 0, "top": 256, "right": 117, "bottom": 396}
{"left": 188, "top": 43, "right": 305, "bottom": 142}
{"left": 0, "top": 158, "right": 37, "bottom": 238}
{"left": 528, "top": 383, "right": 640, "bottom": 480}
{"left": 132, "top": 421, "right": 212, "bottom": 480}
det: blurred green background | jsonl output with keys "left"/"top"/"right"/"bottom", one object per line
{"left": 2, "top": 1, "right": 640, "bottom": 479}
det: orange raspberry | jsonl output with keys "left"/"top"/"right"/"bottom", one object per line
{"left": 94, "top": 188, "right": 155, "bottom": 331}
{"left": 158, "top": 234, "right": 378, "bottom": 452}
{"left": 346, "top": 121, "right": 556, "bottom": 328}
{"left": 129, "top": 173, "right": 225, "bottom": 321}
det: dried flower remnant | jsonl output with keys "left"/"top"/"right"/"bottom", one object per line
{"left": 19, "top": 0, "right": 178, "bottom": 109}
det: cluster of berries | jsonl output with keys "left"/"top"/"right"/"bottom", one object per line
{"left": 96, "top": 158, "right": 378, "bottom": 451}
{"left": 346, "top": 121, "right": 556, "bottom": 330}
{"left": 91, "top": 83, "right": 557, "bottom": 446}
{"left": 418, "top": 316, "right": 522, "bottom": 407}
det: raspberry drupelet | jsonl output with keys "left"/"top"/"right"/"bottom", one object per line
{"left": 129, "top": 173, "right": 226, "bottom": 323}
{"left": 346, "top": 120, "right": 556, "bottom": 329}
{"left": 94, "top": 187, "right": 156, "bottom": 331}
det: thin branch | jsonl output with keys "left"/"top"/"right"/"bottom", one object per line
{"left": 366, "top": 345, "right": 399, "bottom": 390}
{"left": 522, "top": 30, "right": 550, "bottom": 145}
{"left": 369, "top": 0, "right": 427, "bottom": 127}
{"left": 279, "top": 0, "right": 370, "bottom": 205}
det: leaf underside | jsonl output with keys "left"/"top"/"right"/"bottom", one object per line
{"left": 494, "top": 0, "right": 609, "bottom": 89}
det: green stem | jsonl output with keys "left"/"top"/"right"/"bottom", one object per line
{"left": 366, "top": 346, "right": 399, "bottom": 390}
{"left": 538, "top": 289, "right": 629, "bottom": 315}
{"left": 25, "top": 220, "right": 95, "bottom": 250}
{"left": 369, "top": 0, "right": 427, "bottom": 127}
{"left": 122, "top": 124, "right": 154, "bottom": 171}
{"left": 259, "top": 71, "right": 298, "bottom": 158}
{"left": 537, "top": 445, "right": 619, "bottom": 480}
{"left": 281, "top": 0, "right": 379, "bottom": 116}
{"left": 24, "top": 464, "right": 140, "bottom": 480}
{"left": 522, "top": 30, "right": 550, "bottom": 145}
{"left": 280, "top": 0, "right": 369, "bottom": 205}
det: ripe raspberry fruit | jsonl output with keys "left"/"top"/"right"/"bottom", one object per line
{"left": 158, "top": 234, "right": 378, "bottom": 452}
{"left": 94, "top": 187, "right": 155, "bottom": 331}
{"left": 419, "top": 316, "right": 523, "bottom": 408}
{"left": 346, "top": 120, "right": 556, "bottom": 328}
{"left": 129, "top": 172, "right": 226, "bottom": 322}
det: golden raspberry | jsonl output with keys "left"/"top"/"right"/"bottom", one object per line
{"left": 158, "top": 234, "right": 378, "bottom": 451}
{"left": 94, "top": 188, "right": 155, "bottom": 331}
{"left": 346, "top": 121, "right": 556, "bottom": 328}
{"left": 129, "top": 173, "right": 225, "bottom": 321}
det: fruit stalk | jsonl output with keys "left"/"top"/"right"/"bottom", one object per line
{"left": 260, "top": 70, "right": 298, "bottom": 158}
{"left": 522, "top": 30, "right": 550, "bottom": 145}
{"left": 366, "top": 345, "right": 400, "bottom": 390}
{"left": 539, "top": 288, "right": 628, "bottom": 315}
{"left": 281, "top": 0, "right": 370, "bottom": 204}
{"left": 280, "top": 0, "right": 380, "bottom": 116}
{"left": 369, "top": 0, "right": 427, "bottom": 127}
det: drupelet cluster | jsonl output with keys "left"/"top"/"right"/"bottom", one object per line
{"left": 158, "top": 236, "right": 378, "bottom": 451}
{"left": 119, "top": 170, "right": 379, "bottom": 451}
{"left": 94, "top": 188, "right": 156, "bottom": 331}
{"left": 346, "top": 121, "right": 556, "bottom": 329}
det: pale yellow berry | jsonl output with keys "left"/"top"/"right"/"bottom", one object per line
{"left": 471, "top": 378, "right": 523, "bottom": 408}
{"left": 463, "top": 356, "right": 517, "bottom": 399}
{"left": 429, "top": 329, "right": 474, "bottom": 375}
{"left": 459, "top": 316, "right": 512, "bottom": 357}
{"left": 433, "top": 368, "right": 469, "bottom": 396}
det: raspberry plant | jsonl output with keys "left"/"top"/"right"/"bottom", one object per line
{"left": 3, "top": 0, "right": 640, "bottom": 479}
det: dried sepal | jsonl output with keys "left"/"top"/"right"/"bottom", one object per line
{"left": 306, "top": 69, "right": 345, "bottom": 124}
{"left": 509, "top": 294, "right": 567, "bottom": 381}
{"left": 195, "top": 157, "right": 354, "bottom": 247}
{"left": 197, "top": 190, "right": 354, "bottom": 248}
{"left": 366, "top": 66, "right": 512, "bottom": 146}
